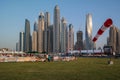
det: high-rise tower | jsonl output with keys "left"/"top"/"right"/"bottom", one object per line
{"left": 47, "top": 25, "right": 53, "bottom": 52}
{"left": 32, "top": 21, "right": 38, "bottom": 51}
{"left": 68, "top": 24, "right": 74, "bottom": 51}
{"left": 85, "top": 13, "right": 93, "bottom": 50}
{"left": 24, "top": 19, "right": 31, "bottom": 52}
{"left": 16, "top": 42, "right": 19, "bottom": 51}
{"left": 75, "top": 30, "right": 83, "bottom": 50}
{"left": 38, "top": 12, "right": 45, "bottom": 52}
{"left": 61, "top": 17, "right": 67, "bottom": 53}
{"left": 34, "top": 21, "right": 38, "bottom": 31}
{"left": 53, "top": 5, "right": 60, "bottom": 53}
{"left": 19, "top": 32, "right": 24, "bottom": 52}
{"left": 44, "top": 12, "right": 50, "bottom": 52}
{"left": 109, "top": 25, "right": 120, "bottom": 54}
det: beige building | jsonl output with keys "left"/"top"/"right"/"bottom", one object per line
{"left": 68, "top": 24, "right": 74, "bottom": 51}
{"left": 32, "top": 31, "right": 38, "bottom": 51}
{"left": 109, "top": 25, "right": 120, "bottom": 54}
{"left": 38, "top": 12, "right": 45, "bottom": 52}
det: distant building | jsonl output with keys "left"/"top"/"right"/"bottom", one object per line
{"left": 75, "top": 30, "right": 83, "bottom": 50}
{"left": 34, "top": 21, "right": 38, "bottom": 31}
{"left": 19, "top": 32, "right": 24, "bottom": 51}
{"left": 60, "top": 17, "right": 67, "bottom": 53}
{"left": 109, "top": 25, "right": 120, "bottom": 54}
{"left": 68, "top": 24, "right": 74, "bottom": 51}
{"left": 16, "top": 42, "right": 19, "bottom": 51}
{"left": 44, "top": 12, "right": 50, "bottom": 52}
{"left": 32, "top": 21, "right": 38, "bottom": 51}
{"left": 53, "top": 5, "right": 60, "bottom": 53}
{"left": 38, "top": 12, "right": 45, "bottom": 52}
{"left": 24, "top": 19, "right": 32, "bottom": 52}
{"left": 85, "top": 13, "right": 93, "bottom": 50}
{"left": 47, "top": 25, "right": 53, "bottom": 53}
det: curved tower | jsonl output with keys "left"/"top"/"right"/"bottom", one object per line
{"left": 85, "top": 13, "right": 93, "bottom": 50}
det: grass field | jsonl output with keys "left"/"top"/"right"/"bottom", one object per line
{"left": 0, "top": 58, "right": 120, "bottom": 80}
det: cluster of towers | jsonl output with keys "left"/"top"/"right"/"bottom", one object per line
{"left": 17, "top": 5, "right": 74, "bottom": 53}
{"left": 16, "top": 5, "right": 120, "bottom": 54}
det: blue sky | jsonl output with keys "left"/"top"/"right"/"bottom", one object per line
{"left": 0, "top": 0, "right": 120, "bottom": 50}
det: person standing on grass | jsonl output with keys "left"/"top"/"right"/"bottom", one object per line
{"left": 48, "top": 55, "right": 51, "bottom": 62}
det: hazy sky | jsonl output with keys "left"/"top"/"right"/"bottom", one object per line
{"left": 0, "top": 0, "right": 120, "bottom": 50}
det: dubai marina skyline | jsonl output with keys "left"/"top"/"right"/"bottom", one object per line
{"left": 0, "top": 0, "right": 120, "bottom": 50}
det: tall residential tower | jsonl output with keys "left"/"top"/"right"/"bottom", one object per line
{"left": 53, "top": 5, "right": 60, "bottom": 53}
{"left": 44, "top": 12, "right": 50, "bottom": 52}
{"left": 109, "top": 25, "right": 120, "bottom": 54}
{"left": 32, "top": 21, "right": 38, "bottom": 51}
{"left": 61, "top": 17, "right": 67, "bottom": 53}
{"left": 68, "top": 24, "right": 74, "bottom": 51}
{"left": 38, "top": 12, "right": 45, "bottom": 52}
{"left": 24, "top": 19, "right": 31, "bottom": 52}
{"left": 19, "top": 32, "right": 24, "bottom": 52}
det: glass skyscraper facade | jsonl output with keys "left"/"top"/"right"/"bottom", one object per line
{"left": 19, "top": 32, "right": 24, "bottom": 52}
{"left": 85, "top": 13, "right": 93, "bottom": 50}
{"left": 24, "top": 19, "right": 31, "bottom": 52}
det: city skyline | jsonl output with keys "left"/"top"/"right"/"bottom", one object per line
{"left": 0, "top": 0, "right": 120, "bottom": 50}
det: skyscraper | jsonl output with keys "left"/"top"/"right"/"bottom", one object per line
{"left": 85, "top": 13, "right": 93, "bottom": 50}
{"left": 32, "top": 31, "right": 37, "bottom": 51}
{"left": 53, "top": 5, "right": 60, "bottom": 53}
{"left": 16, "top": 42, "right": 19, "bottom": 51}
{"left": 68, "top": 24, "right": 74, "bottom": 51}
{"left": 38, "top": 12, "right": 45, "bottom": 52}
{"left": 109, "top": 25, "right": 120, "bottom": 54}
{"left": 32, "top": 22, "right": 38, "bottom": 51}
{"left": 44, "top": 12, "right": 50, "bottom": 52}
{"left": 34, "top": 21, "right": 38, "bottom": 31}
{"left": 47, "top": 25, "right": 53, "bottom": 53}
{"left": 19, "top": 32, "right": 24, "bottom": 52}
{"left": 24, "top": 19, "right": 31, "bottom": 52}
{"left": 61, "top": 17, "right": 67, "bottom": 53}
{"left": 45, "top": 12, "right": 50, "bottom": 29}
{"left": 75, "top": 30, "right": 83, "bottom": 50}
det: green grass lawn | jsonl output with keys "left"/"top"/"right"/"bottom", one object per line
{"left": 0, "top": 58, "right": 120, "bottom": 80}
